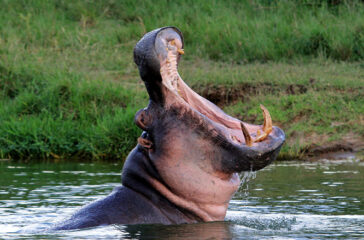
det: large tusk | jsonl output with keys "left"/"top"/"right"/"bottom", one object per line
{"left": 240, "top": 122, "right": 253, "bottom": 147}
{"left": 254, "top": 105, "right": 273, "bottom": 142}
{"left": 260, "top": 104, "right": 272, "bottom": 135}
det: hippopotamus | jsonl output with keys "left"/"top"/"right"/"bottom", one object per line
{"left": 54, "top": 27, "right": 285, "bottom": 230}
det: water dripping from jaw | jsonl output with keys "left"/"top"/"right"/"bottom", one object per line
{"left": 238, "top": 169, "right": 257, "bottom": 197}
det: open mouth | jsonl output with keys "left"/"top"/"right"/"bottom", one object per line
{"left": 133, "top": 27, "right": 285, "bottom": 171}
{"left": 157, "top": 35, "right": 279, "bottom": 148}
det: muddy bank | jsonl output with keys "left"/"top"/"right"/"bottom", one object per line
{"left": 302, "top": 134, "right": 364, "bottom": 160}
{"left": 195, "top": 82, "right": 362, "bottom": 107}
{"left": 275, "top": 134, "right": 364, "bottom": 161}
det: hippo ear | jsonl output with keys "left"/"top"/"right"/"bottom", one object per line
{"left": 137, "top": 135, "right": 153, "bottom": 149}
{"left": 134, "top": 108, "right": 153, "bottom": 130}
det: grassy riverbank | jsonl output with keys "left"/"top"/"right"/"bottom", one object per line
{"left": 0, "top": 0, "right": 363, "bottom": 160}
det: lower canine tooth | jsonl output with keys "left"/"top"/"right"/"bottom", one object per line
{"left": 260, "top": 104, "right": 272, "bottom": 135}
{"left": 253, "top": 105, "right": 273, "bottom": 142}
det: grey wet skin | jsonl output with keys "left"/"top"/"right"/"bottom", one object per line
{"left": 53, "top": 27, "right": 285, "bottom": 230}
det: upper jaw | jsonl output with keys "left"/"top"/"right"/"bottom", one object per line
{"left": 134, "top": 27, "right": 285, "bottom": 171}
{"left": 133, "top": 27, "right": 183, "bottom": 84}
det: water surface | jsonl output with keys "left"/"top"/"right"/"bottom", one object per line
{"left": 1, "top": 157, "right": 363, "bottom": 239}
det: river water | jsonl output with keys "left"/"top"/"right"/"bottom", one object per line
{"left": 1, "top": 156, "right": 363, "bottom": 239}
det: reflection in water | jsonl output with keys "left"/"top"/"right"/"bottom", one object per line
{"left": 119, "top": 221, "right": 233, "bottom": 240}
{"left": 0, "top": 158, "right": 364, "bottom": 239}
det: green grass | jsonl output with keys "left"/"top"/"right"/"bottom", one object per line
{"left": 181, "top": 60, "right": 364, "bottom": 158}
{"left": 0, "top": 0, "right": 363, "bottom": 160}
{"left": 0, "top": 65, "right": 144, "bottom": 160}
{"left": 1, "top": 0, "right": 364, "bottom": 63}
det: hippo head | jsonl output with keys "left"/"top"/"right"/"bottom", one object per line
{"left": 129, "top": 27, "right": 285, "bottom": 222}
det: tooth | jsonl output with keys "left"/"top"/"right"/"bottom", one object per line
{"left": 260, "top": 104, "right": 272, "bottom": 135}
{"left": 254, "top": 105, "right": 273, "bottom": 142}
{"left": 240, "top": 122, "right": 253, "bottom": 147}
{"left": 169, "top": 39, "right": 184, "bottom": 55}
{"left": 231, "top": 135, "right": 241, "bottom": 143}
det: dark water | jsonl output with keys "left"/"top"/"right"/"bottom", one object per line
{"left": 1, "top": 156, "right": 363, "bottom": 239}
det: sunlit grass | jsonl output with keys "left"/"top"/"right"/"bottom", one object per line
{"left": 0, "top": 0, "right": 363, "bottom": 160}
